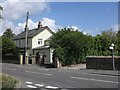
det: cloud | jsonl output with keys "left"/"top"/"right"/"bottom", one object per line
{"left": 1, "top": 0, "right": 49, "bottom": 21}
{"left": 2, "top": 20, "right": 22, "bottom": 35}
{"left": 16, "top": 19, "right": 37, "bottom": 32}
{"left": 1, "top": 17, "right": 61, "bottom": 35}
{"left": 41, "top": 17, "right": 61, "bottom": 31}
{"left": 112, "top": 24, "right": 119, "bottom": 32}
{"left": 0, "top": 0, "right": 50, "bottom": 35}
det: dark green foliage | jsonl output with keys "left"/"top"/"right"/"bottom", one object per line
{"left": 88, "top": 29, "right": 118, "bottom": 56}
{"left": 51, "top": 27, "right": 92, "bottom": 66}
{"left": 2, "top": 29, "right": 19, "bottom": 57}
{"left": 51, "top": 27, "right": 119, "bottom": 66}
{"left": 3, "top": 28, "right": 15, "bottom": 39}
{"left": 2, "top": 36, "right": 16, "bottom": 55}
{"left": 117, "top": 29, "right": 120, "bottom": 56}
{"left": 0, "top": 5, "right": 3, "bottom": 20}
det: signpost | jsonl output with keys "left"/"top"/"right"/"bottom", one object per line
{"left": 109, "top": 43, "right": 115, "bottom": 70}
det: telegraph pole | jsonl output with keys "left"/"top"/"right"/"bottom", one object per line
{"left": 24, "top": 11, "right": 29, "bottom": 64}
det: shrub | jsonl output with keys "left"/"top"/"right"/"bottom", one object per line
{"left": 0, "top": 73, "right": 19, "bottom": 90}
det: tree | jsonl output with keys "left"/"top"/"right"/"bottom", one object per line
{"left": 3, "top": 28, "right": 15, "bottom": 39}
{"left": 0, "top": 5, "right": 3, "bottom": 20}
{"left": 88, "top": 29, "right": 118, "bottom": 56}
{"left": 117, "top": 29, "right": 120, "bottom": 56}
{"left": 50, "top": 27, "right": 92, "bottom": 66}
{"left": 2, "top": 36, "right": 16, "bottom": 56}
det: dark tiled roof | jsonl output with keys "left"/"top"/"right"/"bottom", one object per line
{"left": 13, "top": 26, "right": 53, "bottom": 40}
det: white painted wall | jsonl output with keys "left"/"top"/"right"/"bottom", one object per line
{"left": 32, "top": 29, "right": 52, "bottom": 49}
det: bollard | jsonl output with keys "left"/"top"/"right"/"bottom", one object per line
{"left": 26, "top": 56, "right": 29, "bottom": 64}
{"left": 32, "top": 55, "right": 36, "bottom": 64}
{"left": 20, "top": 54, "right": 23, "bottom": 65}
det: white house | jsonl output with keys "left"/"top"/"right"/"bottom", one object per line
{"left": 13, "top": 22, "right": 54, "bottom": 64}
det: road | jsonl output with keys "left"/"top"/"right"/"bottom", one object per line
{"left": 2, "top": 63, "right": 119, "bottom": 89}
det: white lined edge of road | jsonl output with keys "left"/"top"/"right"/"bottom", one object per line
{"left": 58, "top": 70, "right": 117, "bottom": 77}
{"left": 78, "top": 72, "right": 117, "bottom": 77}
{"left": 70, "top": 76, "right": 120, "bottom": 84}
{"left": 3, "top": 67, "right": 16, "bottom": 70}
{"left": 3, "top": 63, "right": 50, "bottom": 71}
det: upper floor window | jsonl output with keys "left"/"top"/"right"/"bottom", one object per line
{"left": 38, "top": 39, "right": 42, "bottom": 45}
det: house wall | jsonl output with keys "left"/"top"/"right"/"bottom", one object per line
{"left": 14, "top": 38, "right": 32, "bottom": 55}
{"left": 34, "top": 48, "right": 54, "bottom": 64}
{"left": 32, "top": 29, "right": 52, "bottom": 49}
{"left": 14, "top": 38, "right": 32, "bottom": 48}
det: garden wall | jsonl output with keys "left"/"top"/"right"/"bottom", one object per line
{"left": 2, "top": 55, "right": 20, "bottom": 64}
{"left": 86, "top": 56, "right": 120, "bottom": 70}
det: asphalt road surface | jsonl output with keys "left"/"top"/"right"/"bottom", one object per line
{"left": 2, "top": 63, "right": 120, "bottom": 89}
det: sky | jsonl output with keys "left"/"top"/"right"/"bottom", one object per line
{"left": 0, "top": 0, "right": 119, "bottom": 36}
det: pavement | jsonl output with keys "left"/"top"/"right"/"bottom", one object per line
{"left": 1, "top": 63, "right": 120, "bottom": 89}
{"left": 60, "top": 64, "right": 119, "bottom": 76}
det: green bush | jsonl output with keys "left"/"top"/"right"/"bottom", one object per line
{"left": 0, "top": 74, "right": 19, "bottom": 90}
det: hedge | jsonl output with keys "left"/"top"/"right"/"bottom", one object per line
{"left": 0, "top": 73, "right": 19, "bottom": 90}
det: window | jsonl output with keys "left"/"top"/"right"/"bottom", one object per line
{"left": 19, "top": 40, "right": 21, "bottom": 46}
{"left": 38, "top": 39, "right": 42, "bottom": 45}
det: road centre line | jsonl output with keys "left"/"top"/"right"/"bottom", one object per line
{"left": 41, "top": 73, "right": 52, "bottom": 76}
{"left": 25, "top": 71, "right": 39, "bottom": 74}
{"left": 25, "top": 70, "right": 52, "bottom": 76}
{"left": 70, "top": 76, "right": 119, "bottom": 84}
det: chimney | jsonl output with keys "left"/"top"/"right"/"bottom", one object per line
{"left": 38, "top": 21, "right": 42, "bottom": 29}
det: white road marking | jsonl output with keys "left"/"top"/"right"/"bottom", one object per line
{"left": 58, "top": 71, "right": 117, "bottom": 77}
{"left": 25, "top": 81, "right": 33, "bottom": 84}
{"left": 13, "top": 64, "right": 23, "bottom": 68}
{"left": 25, "top": 71, "right": 52, "bottom": 76}
{"left": 35, "top": 84, "right": 44, "bottom": 87}
{"left": 38, "top": 68, "right": 49, "bottom": 71}
{"left": 3, "top": 67, "right": 16, "bottom": 70}
{"left": 70, "top": 76, "right": 119, "bottom": 84}
{"left": 41, "top": 73, "right": 52, "bottom": 76}
{"left": 27, "top": 85, "right": 37, "bottom": 88}
{"left": 45, "top": 86, "right": 58, "bottom": 89}
{"left": 25, "top": 71, "right": 39, "bottom": 74}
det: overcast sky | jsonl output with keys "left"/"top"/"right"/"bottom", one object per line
{"left": 0, "top": 0, "right": 119, "bottom": 36}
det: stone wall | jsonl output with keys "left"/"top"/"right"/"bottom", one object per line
{"left": 86, "top": 56, "right": 120, "bottom": 70}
